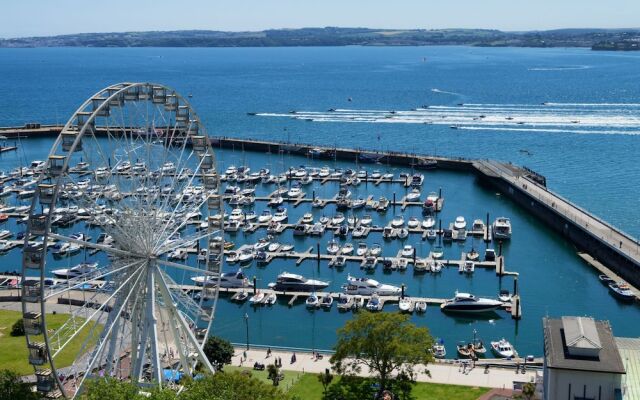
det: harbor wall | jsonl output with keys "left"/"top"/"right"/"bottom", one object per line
{"left": 476, "top": 174, "right": 640, "bottom": 289}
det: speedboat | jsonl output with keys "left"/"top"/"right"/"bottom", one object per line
{"left": 432, "top": 341, "right": 446, "bottom": 358}
{"left": 343, "top": 275, "right": 401, "bottom": 296}
{"left": 366, "top": 294, "right": 382, "bottom": 311}
{"left": 426, "top": 229, "right": 437, "bottom": 240}
{"left": 320, "top": 293, "right": 334, "bottom": 309}
{"left": 350, "top": 198, "right": 365, "bottom": 209}
{"left": 491, "top": 339, "right": 515, "bottom": 358}
{"left": 498, "top": 289, "right": 512, "bottom": 302}
{"left": 492, "top": 217, "right": 512, "bottom": 240}
{"left": 608, "top": 282, "right": 636, "bottom": 302}
{"left": 440, "top": 292, "right": 502, "bottom": 313}
{"left": 327, "top": 239, "right": 340, "bottom": 255}
{"left": 360, "top": 214, "right": 373, "bottom": 226}
{"left": 265, "top": 293, "right": 277, "bottom": 305}
{"left": 461, "top": 260, "right": 475, "bottom": 274}
{"left": 229, "top": 208, "right": 244, "bottom": 221}
{"left": 268, "top": 272, "right": 330, "bottom": 292}
{"left": 431, "top": 245, "right": 444, "bottom": 259}
{"left": 397, "top": 258, "right": 408, "bottom": 271}
{"left": 168, "top": 248, "right": 188, "bottom": 260}
{"left": 472, "top": 219, "right": 486, "bottom": 233}
{"left": 272, "top": 207, "right": 288, "bottom": 222}
{"left": 311, "top": 198, "right": 323, "bottom": 208}
{"left": 401, "top": 245, "right": 414, "bottom": 258}
{"left": 287, "top": 185, "right": 303, "bottom": 198}
{"left": 52, "top": 262, "right": 99, "bottom": 279}
{"left": 356, "top": 242, "right": 368, "bottom": 256}
{"left": 351, "top": 226, "right": 366, "bottom": 238}
{"left": 225, "top": 251, "right": 240, "bottom": 264}
{"left": 429, "top": 259, "right": 443, "bottom": 273}
{"left": 391, "top": 215, "right": 405, "bottom": 228}
{"left": 369, "top": 243, "right": 382, "bottom": 256}
{"left": 254, "top": 238, "right": 270, "bottom": 251}
{"left": 301, "top": 213, "right": 314, "bottom": 224}
{"left": 231, "top": 291, "right": 249, "bottom": 302}
{"left": 336, "top": 294, "right": 353, "bottom": 311}
{"left": 397, "top": 228, "right": 409, "bottom": 239}
{"left": 332, "top": 213, "right": 345, "bottom": 225}
{"left": 410, "top": 174, "right": 424, "bottom": 187}
{"left": 382, "top": 226, "right": 397, "bottom": 239}
{"left": 422, "top": 217, "right": 435, "bottom": 229}
{"left": 415, "top": 301, "right": 427, "bottom": 313}
{"left": 258, "top": 210, "right": 273, "bottom": 223}
{"left": 306, "top": 293, "right": 319, "bottom": 308}
{"left": 454, "top": 216, "right": 467, "bottom": 230}
{"left": 341, "top": 243, "right": 354, "bottom": 255}
{"left": 238, "top": 248, "right": 254, "bottom": 264}
{"left": 249, "top": 291, "right": 266, "bottom": 305}
{"left": 407, "top": 217, "right": 420, "bottom": 229}
{"left": 363, "top": 256, "right": 378, "bottom": 271}
{"left": 268, "top": 196, "right": 284, "bottom": 207}
{"left": 398, "top": 297, "right": 412, "bottom": 312}
{"left": 466, "top": 249, "right": 480, "bottom": 261}
{"left": 329, "top": 255, "right": 347, "bottom": 268}
{"left": 406, "top": 188, "right": 421, "bottom": 202}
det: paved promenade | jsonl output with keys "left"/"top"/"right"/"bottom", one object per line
{"left": 232, "top": 346, "right": 537, "bottom": 390}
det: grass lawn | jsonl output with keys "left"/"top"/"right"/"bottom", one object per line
{"left": 224, "top": 365, "right": 305, "bottom": 391}
{"left": 287, "top": 372, "right": 490, "bottom": 400}
{"left": 0, "top": 309, "right": 96, "bottom": 375}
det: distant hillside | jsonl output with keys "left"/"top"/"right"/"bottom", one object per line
{"left": 1, "top": 27, "right": 639, "bottom": 50}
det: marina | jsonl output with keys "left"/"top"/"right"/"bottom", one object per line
{"left": 0, "top": 130, "right": 636, "bottom": 361}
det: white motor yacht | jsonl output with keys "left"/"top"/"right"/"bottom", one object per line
{"left": 492, "top": 217, "right": 512, "bottom": 240}
{"left": 332, "top": 213, "right": 345, "bottom": 225}
{"left": 272, "top": 207, "right": 288, "bottom": 222}
{"left": 422, "top": 217, "right": 435, "bottom": 229}
{"left": 406, "top": 188, "right": 421, "bottom": 201}
{"left": 360, "top": 214, "right": 373, "bottom": 226}
{"left": 407, "top": 217, "right": 420, "bottom": 229}
{"left": 52, "top": 262, "right": 99, "bottom": 279}
{"left": 491, "top": 339, "right": 515, "bottom": 358}
{"left": 401, "top": 245, "right": 414, "bottom": 258}
{"left": 341, "top": 243, "right": 354, "bottom": 255}
{"left": 440, "top": 292, "right": 502, "bottom": 313}
{"left": 343, "top": 275, "right": 401, "bottom": 296}
{"left": 356, "top": 242, "right": 368, "bottom": 256}
{"left": 327, "top": 239, "right": 340, "bottom": 255}
{"left": 269, "top": 272, "right": 330, "bottom": 292}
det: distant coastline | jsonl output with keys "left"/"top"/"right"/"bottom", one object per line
{"left": 1, "top": 27, "right": 639, "bottom": 50}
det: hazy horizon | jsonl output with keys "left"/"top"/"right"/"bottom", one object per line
{"left": 0, "top": 0, "right": 639, "bottom": 38}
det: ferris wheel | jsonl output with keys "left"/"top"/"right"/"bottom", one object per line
{"left": 20, "top": 83, "right": 224, "bottom": 398}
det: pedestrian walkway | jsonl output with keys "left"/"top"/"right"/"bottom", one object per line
{"left": 232, "top": 346, "right": 536, "bottom": 389}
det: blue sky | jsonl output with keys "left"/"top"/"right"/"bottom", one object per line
{"left": 1, "top": 0, "right": 638, "bottom": 38}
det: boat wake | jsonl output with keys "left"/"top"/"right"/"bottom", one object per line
{"left": 255, "top": 102, "right": 640, "bottom": 136}
{"left": 431, "top": 88, "right": 462, "bottom": 96}
{"left": 528, "top": 65, "right": 591, "bottom": 71}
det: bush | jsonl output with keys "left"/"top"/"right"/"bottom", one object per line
{"left": 10, "top": 319, "right": 24, "bottom": 337}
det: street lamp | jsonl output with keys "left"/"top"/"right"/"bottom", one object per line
{"left": 244, "top": 313, "right": 249, "bottom": 350}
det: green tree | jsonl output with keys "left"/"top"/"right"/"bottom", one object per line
{"left": 521, "top": 382, "right": 536, "bottom": 400}
{"left": 318, "top": 368, "right": 333, "bottom": 395}
{"left": 202, "top": 336, "right": 234, "bottom": 371}
{"left": 330, "top": 311, "right": 434, "bottom": 394}
{"left": 181, "top": 372, "right": 289, "bottom": 400}
{"left": 80, "top": 378, "right": 142, "bottom": 400}
{"left": 10, "top": 319, "right": 24, "bottom": 337}
{"left": 0, "top": 369, "right": 39, "bottom": 400}
{"left": 266, "top": 364, "right": 280, "bottom": 386}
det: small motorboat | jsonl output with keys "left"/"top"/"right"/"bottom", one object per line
{"left": 363, "top": 256, "right": 378, "bottom": 271}
{"left": 485, "top": 248, "right": 496, "bottom": 261}
{"left": 329, "top": 255, "right": 347, "bottom": 268}
{"left": 238, "top": 248, "right": 255, "bottom": 264}
{"left": 350, "top": 198, "right": 366, "bottom": 209}
{"left": 397, "top": 228, "right": 409, "bottom": 239}
{"left": 356, "top": 242, "right": 368, "bottom": 256}
{"left": 415, "top": 300, "right": 427, "bottom": 313}
{"left": 265, "top": 293, "right": 277, "bottom": 305}
{"left": 351, "top": 226, "right": 366, "bottom": 238}
{"left": 407, "top": 217, "right": 420, "bottom": 229}
{"left": 466, "top": 249, "right": 480, "bottom": 261}
{"left": 360, "top": 214, "right": 373, "bottom": 226}
{"left": 457, "top": 342, "right": 475, "bottom": 358}
{"left": 306, "top": 293, "right": 319, "bottom": 308}
{"left": 406, "top": 188, "right": 421, "bottom": 202}
{"left": 301, "top": 213, "right": 314, "bottom": 224}
{"left": 391, "top": 215, "right": 405, "bottom": 228}
{"left": 332, "top": 213, "right": 345, "bottom": 225}
{"left": 491, "top": 338, "right": 515, "bottom": 358}
{"left": 429, "top": 259, "right": 443, "bottom": 273}
{"left": 454, "top": 216, "right": 467, "bottom": 230}
{"left": 401, "top": 245, "right": 414, "bottom": 258}
{"left": 608, "top": 282, "right": 636, "bottom": 302}
{"left": 320, "top": 293, "right": 334, "bottom": 309}
{"left": 498, "top": 289, "right": 512, "bottom": 302}
{"left": 352, "top": 295, "right": 365, "bottom": 310}
{"left": 398, "top": 297, "right": 412, "bottom": 312}
{"left": 598, "top": 274, "right": 615, "bottom": 286}
{"left": 369, "top": 243, "right": 382, "bottom": 256}
{"left": 327, "top": 239, "right": 340, "bottom": 255}
{"left": 432, "top": 341, "right": 446, "bottom": 358}
{"left": 249, "top": 291, "right": 266, "bottom": 305}
{"left": 426, "top": 229, "right": 437, "bottom": 240}
{"left": 341, "top": 243, "right": 354, "bottom": 255}
{"left": 431, "top": 245, "right": 444, "bottom": 259}
{"left": 461, "top": 260, "right": 475, "bottom": 274}
{"left": 366, "top": 294, "right": 382, "bottom": 311}
{"left": 258, "top": 210, "right": 273, "bottom": 223}
{"left": 336, "top": 294, "right": 353, "bottom": 311}
{"left": 231, "top": 291, "right": 249, "bottom": 302}
{"left": 225, "top": 251, "right": 239, "bottom": 264}
{"left": 397, "top": 258, "right": 408, "bottom": 271}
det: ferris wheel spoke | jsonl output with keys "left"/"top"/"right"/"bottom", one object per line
{"left": 73, "top": 264, "right": 147, "bottom": 391}
{"left": 47, "top": 232, "right": 137, "bottom": 258}
{"left": 44, "top": 259, "right": 143, "bottom": 301}
{"left": 49, "top": 262, "right": 146, "bottom": 358}
{"left": 156, "top": 258, "right": 214, "bottom": 276}
{"left": 155, "top": 270, "right": 214, "bottom": 372}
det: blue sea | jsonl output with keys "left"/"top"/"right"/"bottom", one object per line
{"left": 0, "top": 46, "right": 638, "bottom": 356}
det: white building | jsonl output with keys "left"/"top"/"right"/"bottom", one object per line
{"left": 543, "top": 316, "right": 625, "bottom": 400}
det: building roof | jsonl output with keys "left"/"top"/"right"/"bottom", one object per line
{"left": 562, "top": 316, "right": 602, "bottom": 355}
{"left": 544, "top": 317, "right": 625, "bottom": 374}
{"left": 616, "top": 337, "right": 640, "bottom": 400}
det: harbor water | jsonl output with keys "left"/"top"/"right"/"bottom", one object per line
{"left": 0, "top": 46, "right": 638, "bottom": 356}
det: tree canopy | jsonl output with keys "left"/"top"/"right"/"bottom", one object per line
{"left": 330, "top": 311, "right": 434, "bottom": 393}
{"left": 0, "top": 369, "right": 39, "bottom": 400}
{"left": 203, "top": 336, "right": 234, "bottom": 371}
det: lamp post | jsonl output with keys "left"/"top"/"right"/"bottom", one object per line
{"left": 244, "top": 313, "right": 249, "bottom": 350}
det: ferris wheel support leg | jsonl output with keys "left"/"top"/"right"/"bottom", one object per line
{"left": 156, "top": 272, "right": 215, "bottom": 375}
{"left": 155, "top": 271, "right": 190, "bottom": 374}
{"left": 146, "top": 271, "right": 163, "bottom": 385}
